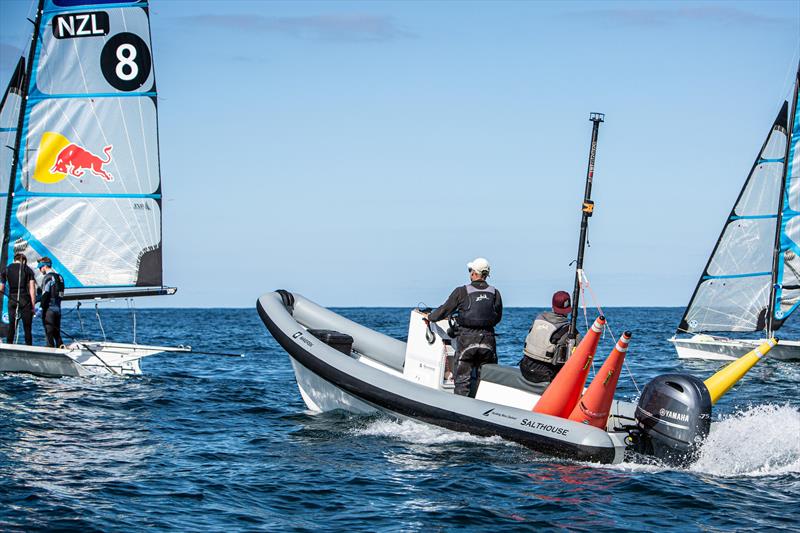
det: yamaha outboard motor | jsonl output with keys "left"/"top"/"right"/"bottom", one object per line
{"left": 633, "top": 373, "right": 712, "bottom": 465}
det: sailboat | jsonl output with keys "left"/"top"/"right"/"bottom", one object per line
{"left": 0, "top": 0, "right": 189, "bottom": 377}
{"left": 671, "top": 65, "right": 800, "bottom": 361}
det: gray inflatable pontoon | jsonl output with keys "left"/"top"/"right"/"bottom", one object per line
{"left": 257, "top": 290, "right": 642, "bottom": 464}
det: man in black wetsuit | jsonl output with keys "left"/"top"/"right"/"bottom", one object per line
{"left": 425, "top": 257, "right": 503, "bottom": 397}
{"left": 0, "top": 253, "right": 37, "bottom": 345}
{"left": 37, "top": 257, "right": 64, "bottom": 348}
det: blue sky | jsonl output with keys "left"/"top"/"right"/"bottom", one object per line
{"left": 0, "top": 0, "right": 799, "bottom": 308}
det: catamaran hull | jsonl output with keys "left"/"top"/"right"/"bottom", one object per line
{"left": 670, "top": 337, "right": 800, "bottom": 362}
{"left": 258, "top": 291, "right": 626, "bottom": 464}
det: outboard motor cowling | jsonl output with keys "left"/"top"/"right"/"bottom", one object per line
{"left": 634, "top": 373, "right": 712, "bottom": 465}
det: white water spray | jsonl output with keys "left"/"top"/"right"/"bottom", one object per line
{"left": 690, "top": 404, "right": 800, "bottom": 477}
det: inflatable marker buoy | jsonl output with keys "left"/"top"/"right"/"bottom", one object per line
{"left": 533, "top": 315, "right": 605, "bottom": 417}
{"left": 703, "top": 338, "right": 778, "bottom": 404}
{"left": 568, "top": 331, "right": 631, "bottom": 428}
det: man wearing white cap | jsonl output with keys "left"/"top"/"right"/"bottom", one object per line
{"left": 425, "top": 257, "right": 503, "bottom": 397}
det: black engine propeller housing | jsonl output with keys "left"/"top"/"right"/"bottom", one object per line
{"left": 633, "top": 373, "right": 712, "bottom": 465}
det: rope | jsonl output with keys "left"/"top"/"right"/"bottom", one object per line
{"left": 95, "top": 301, "right": 106, "bottom": 342}
{"left": 576, "top": 268, "right": 641, "bottom": 395}
{"left": 77, "top": 301, "right": 85, "bottom": 335}
{"left": 127, "top": 298, "right": 137, "bottom": 345}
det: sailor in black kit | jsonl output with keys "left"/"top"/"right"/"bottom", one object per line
{"left": 0, "top": 253, "right": 37, "bottom": 345}
{"left": 425, "top": 258, "right": 503, "bottom": 397}
{"left": 37, "top": 257, "right": 64, "bottom": 348}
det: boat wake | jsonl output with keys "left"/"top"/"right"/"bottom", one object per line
{"left": 351, "top": 404, "right": 800, "bottom": 477}
{"left": 689, "top": 404, "right": 800, "bottom": 477}
{"left": 353, "top": 418, "right": 509, "bottom": 446}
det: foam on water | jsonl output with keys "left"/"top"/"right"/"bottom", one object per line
{"left": 690, "top": 404, "right": 800, "bottom": 477}
{"left": 354, "top": 418, "right": 509, "bottom": 446}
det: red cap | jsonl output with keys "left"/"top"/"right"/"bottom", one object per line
{"left": 552, "top": 291, "right": 572, "bottom": 315}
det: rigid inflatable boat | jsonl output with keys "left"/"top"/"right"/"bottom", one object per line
{"left": 258, "top": 290, "right": 770, "bottom": 465}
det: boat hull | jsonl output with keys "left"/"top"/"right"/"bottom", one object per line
{"left": 670, "top": 336, "right": 800, "bottom": 362}
{"left": 258, "top": 291, "right": 626, "bottom": 464}
{"left": 0, "top": 342, "right": 189, "bottom": 377}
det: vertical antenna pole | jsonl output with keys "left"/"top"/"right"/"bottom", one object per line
{"left": 569, "top": 112, "right": 604, "bottom": 340}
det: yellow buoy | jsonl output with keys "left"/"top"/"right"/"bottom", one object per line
{"left": 703, "top": 338, "right": 777, "bottom": 404}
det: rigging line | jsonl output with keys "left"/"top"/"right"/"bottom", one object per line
{"left": 95, "top": 300, "right": 106, "bottom": 342}
{"left": 77, "top": 300, "right": 84, "bottom": 335}
{"left": 579, "top": 269, "right": 640, "bottom": 395}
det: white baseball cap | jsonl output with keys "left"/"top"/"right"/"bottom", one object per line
{"left": 467, "top": 257, "right": 491, "bottom": 275}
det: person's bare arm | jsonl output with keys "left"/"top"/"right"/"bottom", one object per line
{"left": 29, "top": 279, "right": 36, "bottom": 307}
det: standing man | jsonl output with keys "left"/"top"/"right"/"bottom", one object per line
{"left": 37, "top": 257, "right": 64, "bottom": 348}
{"left": 425, "top": 257, "right": 503, "bottom": 397}
{"left": 519, "top": 290, "right": 577, "bottom": 383}
{"left": 0, "top": 253, "right": 37, "bottom": 345}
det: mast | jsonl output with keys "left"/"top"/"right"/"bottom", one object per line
{"left": 767, "top": 68, "right": 799, "bottom": 334}
{"left": 569, "top": 112, "right": 604, "bottom": 340}
{"left": 1, "top": 0, "right": 43, "bottom": 269}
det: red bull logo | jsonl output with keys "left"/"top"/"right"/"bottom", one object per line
{"left": 34, "top": 132, "right": 118, "bottom": 185}
{"left": 50, "top": 143, "right": 114, "bottom": 182}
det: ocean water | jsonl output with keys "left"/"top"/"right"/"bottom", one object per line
{"left": 1, "top": 306, "right": 798, "bottom": 531}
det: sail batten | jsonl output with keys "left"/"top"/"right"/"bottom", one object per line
{"left": 3, "top": 0, "right": 164, "bottom": 301}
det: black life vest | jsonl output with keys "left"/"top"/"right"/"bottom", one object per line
{"left": 42, "top": 272, "right": 65, "bottom": 309}
{"left": 458, "top": 284, "right": 498, "bottom": 329}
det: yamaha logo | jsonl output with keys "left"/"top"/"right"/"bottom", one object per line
{"left": 660, "top": 407, "right": 690, "bottom": 422}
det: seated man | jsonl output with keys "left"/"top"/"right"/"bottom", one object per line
{"left": 519, "top": 290, "right": 577, "bottom": 383}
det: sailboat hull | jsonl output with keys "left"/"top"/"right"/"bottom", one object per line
{"left": 0, "top": 342, "right": 189, "bottom": 377}
{"left": 670, "top": 336, "right": 800, "bottom": 362}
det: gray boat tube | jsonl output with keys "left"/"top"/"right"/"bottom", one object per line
{"left": 258, "top": 290, "right": 625, "bottom": 464}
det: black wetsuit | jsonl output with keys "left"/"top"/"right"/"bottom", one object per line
{"left": 40, "top": 271, "right": 64, "bottom": 348}
{"left": 429, "top": 280, "right": 503, "bottom": 396}
{"left": 0, "top": 262, "right": 36, "bottom": 345}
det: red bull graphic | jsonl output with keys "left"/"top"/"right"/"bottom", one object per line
{"left": 50, "top": 143, "right": 114, "bottom": 182}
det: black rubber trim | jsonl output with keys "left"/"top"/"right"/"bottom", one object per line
{"left": 257, "top": 295, "right": 616, "bottom": 463}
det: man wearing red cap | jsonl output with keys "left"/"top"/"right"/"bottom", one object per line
{"left": 519, "top": 290, "right": 577, "bottom": 383}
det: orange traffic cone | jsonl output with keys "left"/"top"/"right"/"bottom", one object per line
{"left": 568, "top": 331, "right": 631, "bottom": 428}
{"left": 533, "top": 315, "right": 606, "bottom": 417}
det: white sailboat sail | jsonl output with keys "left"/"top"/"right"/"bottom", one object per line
{"left": 2, "top": 0, "right": 164, "bottom": 298}
{"left": 0, "top": 58, "right": 26, "bottom": 268}
{"left": 678, "top": 102, "right": 789, "bottom": 333}
{"left": 773, "top": 68, "right": 800, "bottom": 326}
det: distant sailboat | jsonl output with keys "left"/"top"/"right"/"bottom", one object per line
{"left": 671, "top": 65, "right": 800, "bottom": 361}
{"left": 0, "top": 0, "right": 189, "bottom": 376}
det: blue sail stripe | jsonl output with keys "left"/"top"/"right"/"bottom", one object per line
{"left": 703, "top": 272, "right": 771, "bottom": 280}
{"left": 16, "top": 192, "right": 160, "bottom": 199}
{"left": 757, "top": 158, "right": 785, "bottom": 164}
{"left": 28, "top": 91, "right": 156, "bottom": 101}
{"left": 0, "top": 127, "right": 16, "bottom": 132}
{"left": 44, "top": 1, "right": 148, "bottom": 14}
{"left": 730, "top": 214, "right": 777, "bottom": 220}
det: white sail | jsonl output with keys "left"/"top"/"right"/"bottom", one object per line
{"left": 2, "top": 0, "right": 164, "bottom": 291}
{"left": 774, "top": 67, "right": 800, "bottom": 324}
{"left": 679, "top": 103, "right": 789, "bottom": 333}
